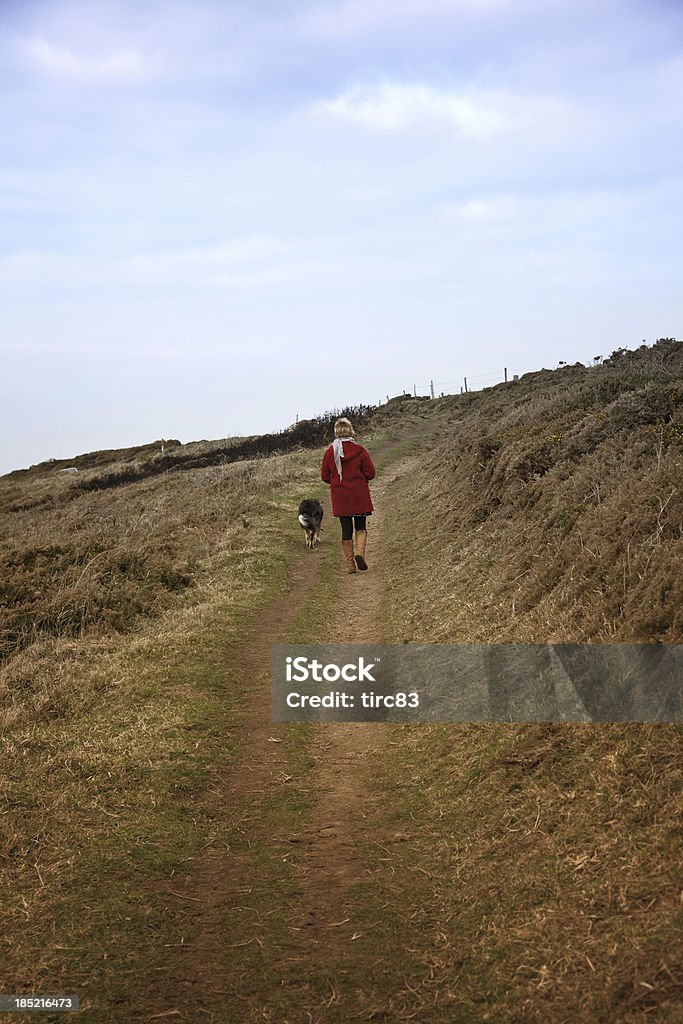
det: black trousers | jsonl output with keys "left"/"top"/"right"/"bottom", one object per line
{"left": 339, "top": 515, "right": 367, "bottom": 541}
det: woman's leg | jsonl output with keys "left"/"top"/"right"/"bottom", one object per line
{"left": 339, "top": 516, "right": 356, "bottom": 573}
{"left": 339, "top": 516, "right": 354, "bottom": 541}
{"left": 353, "top": 516, "right": 369, "bottom": 571}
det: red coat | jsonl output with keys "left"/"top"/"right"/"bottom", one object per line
{"left": 321, "top": 441, "right": 376, "bottom": 517}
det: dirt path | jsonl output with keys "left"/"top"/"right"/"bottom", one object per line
{"left": 145, "top": 451, "right": 416, "bottom": 1022}
{"left": 280, "top": 458, "right": 410, "bottom": 984}
{"left": 143, "top": 522, "right": 331, "bottom": 1018}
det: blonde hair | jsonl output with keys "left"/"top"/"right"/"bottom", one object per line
{"left": 334, "top": 417, "right": 354, "bottom": 438}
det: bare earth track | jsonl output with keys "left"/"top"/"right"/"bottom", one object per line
{"left": 281, "top": 460, "right": 411, "bottom": 983}
{"left": 147, "top": 454, "right": 416, "bottom": 1022}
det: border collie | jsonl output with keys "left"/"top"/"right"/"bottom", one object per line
{"left": 298, "top": 499, "right": 324, "bottom": 549}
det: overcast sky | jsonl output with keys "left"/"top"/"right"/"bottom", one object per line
{"left": 1, "top": 0, "right": 682, "bottom": 472}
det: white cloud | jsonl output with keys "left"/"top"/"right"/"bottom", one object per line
{"left": 445, "top": 197, "right": 513, "bottom": 220}
{"left": 341, "top": 185, "right": 390, "bottom": 202}
{"left": 443, "top": 188, "right": 645, "bottom": 230}
{"left": 0, "top": 237, "right": 292, "bottom": 292}
{"left": 438, "top": 184, "right": 680, "bottom": 285}
{"left": 0, "top": 249, "right": 76, "bottom": 283}
{"left": 316, "top": 81, "right": 575, "bottom": 138}
{"left": 299, "top": 0, "right": 505, "bottom": 38}
{"left": 116, "top": 234, "right": 443, "bottom": 291}
{"left": 24, "top": 36, "right": 155, "bottom": 82}
{"left": 122, "top": 236, "right": 291, "bottom": 288}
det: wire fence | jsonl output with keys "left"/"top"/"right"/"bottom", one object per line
{"left": 379, "top": 366, "right": 539, "bottom": 403}
{"left": 387, "top": 351, "right": 637, "bottom": 402}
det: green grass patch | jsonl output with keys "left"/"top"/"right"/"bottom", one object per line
{"left": 0, "top": 450, "right": 329, "bottom": 1023}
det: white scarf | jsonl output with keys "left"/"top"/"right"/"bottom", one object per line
{"left": 332, "top": 436, "right": 354, "bottom": 480}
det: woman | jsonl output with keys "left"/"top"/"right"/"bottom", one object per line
{"left": 321, "top": 417, "right": 376, "bottom": 574}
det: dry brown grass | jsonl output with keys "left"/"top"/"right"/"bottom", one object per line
{"left": 370, "top": 341, "right": 682, "bottom": 1022}
{"left": 0, "top": 451, "right": 309, "bottom": 676}
{"left": 354, "top": 719, "right": 682, "bottom": 1023}
{"left": 382, "top": 339, "right": 683, "bottom": 643}
{"left": 0, "top": 443, "right": 332, "bottom": 1022}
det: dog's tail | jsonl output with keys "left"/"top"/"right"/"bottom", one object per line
{"left": 298, "top": 514, "right": 314, "bottom": 530}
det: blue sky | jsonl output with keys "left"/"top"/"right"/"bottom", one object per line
{"left": 1, "top": 0, "right": 682, "bottom": 472}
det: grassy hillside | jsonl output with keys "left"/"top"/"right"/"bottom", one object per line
{"left": 372, "top": 339, "right": 682, "bottom": 1021}
{"left": 1, "top": 339, "right": 681, "bottom": 1023}
{"left": 382, "top": 338, "right": 682, "bottom": 643}
{"left": 0, "top": 443, "right": 332, "bottom": 1022}
{"left": 0, "top": 406, "right": 372, "bottom": 668}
